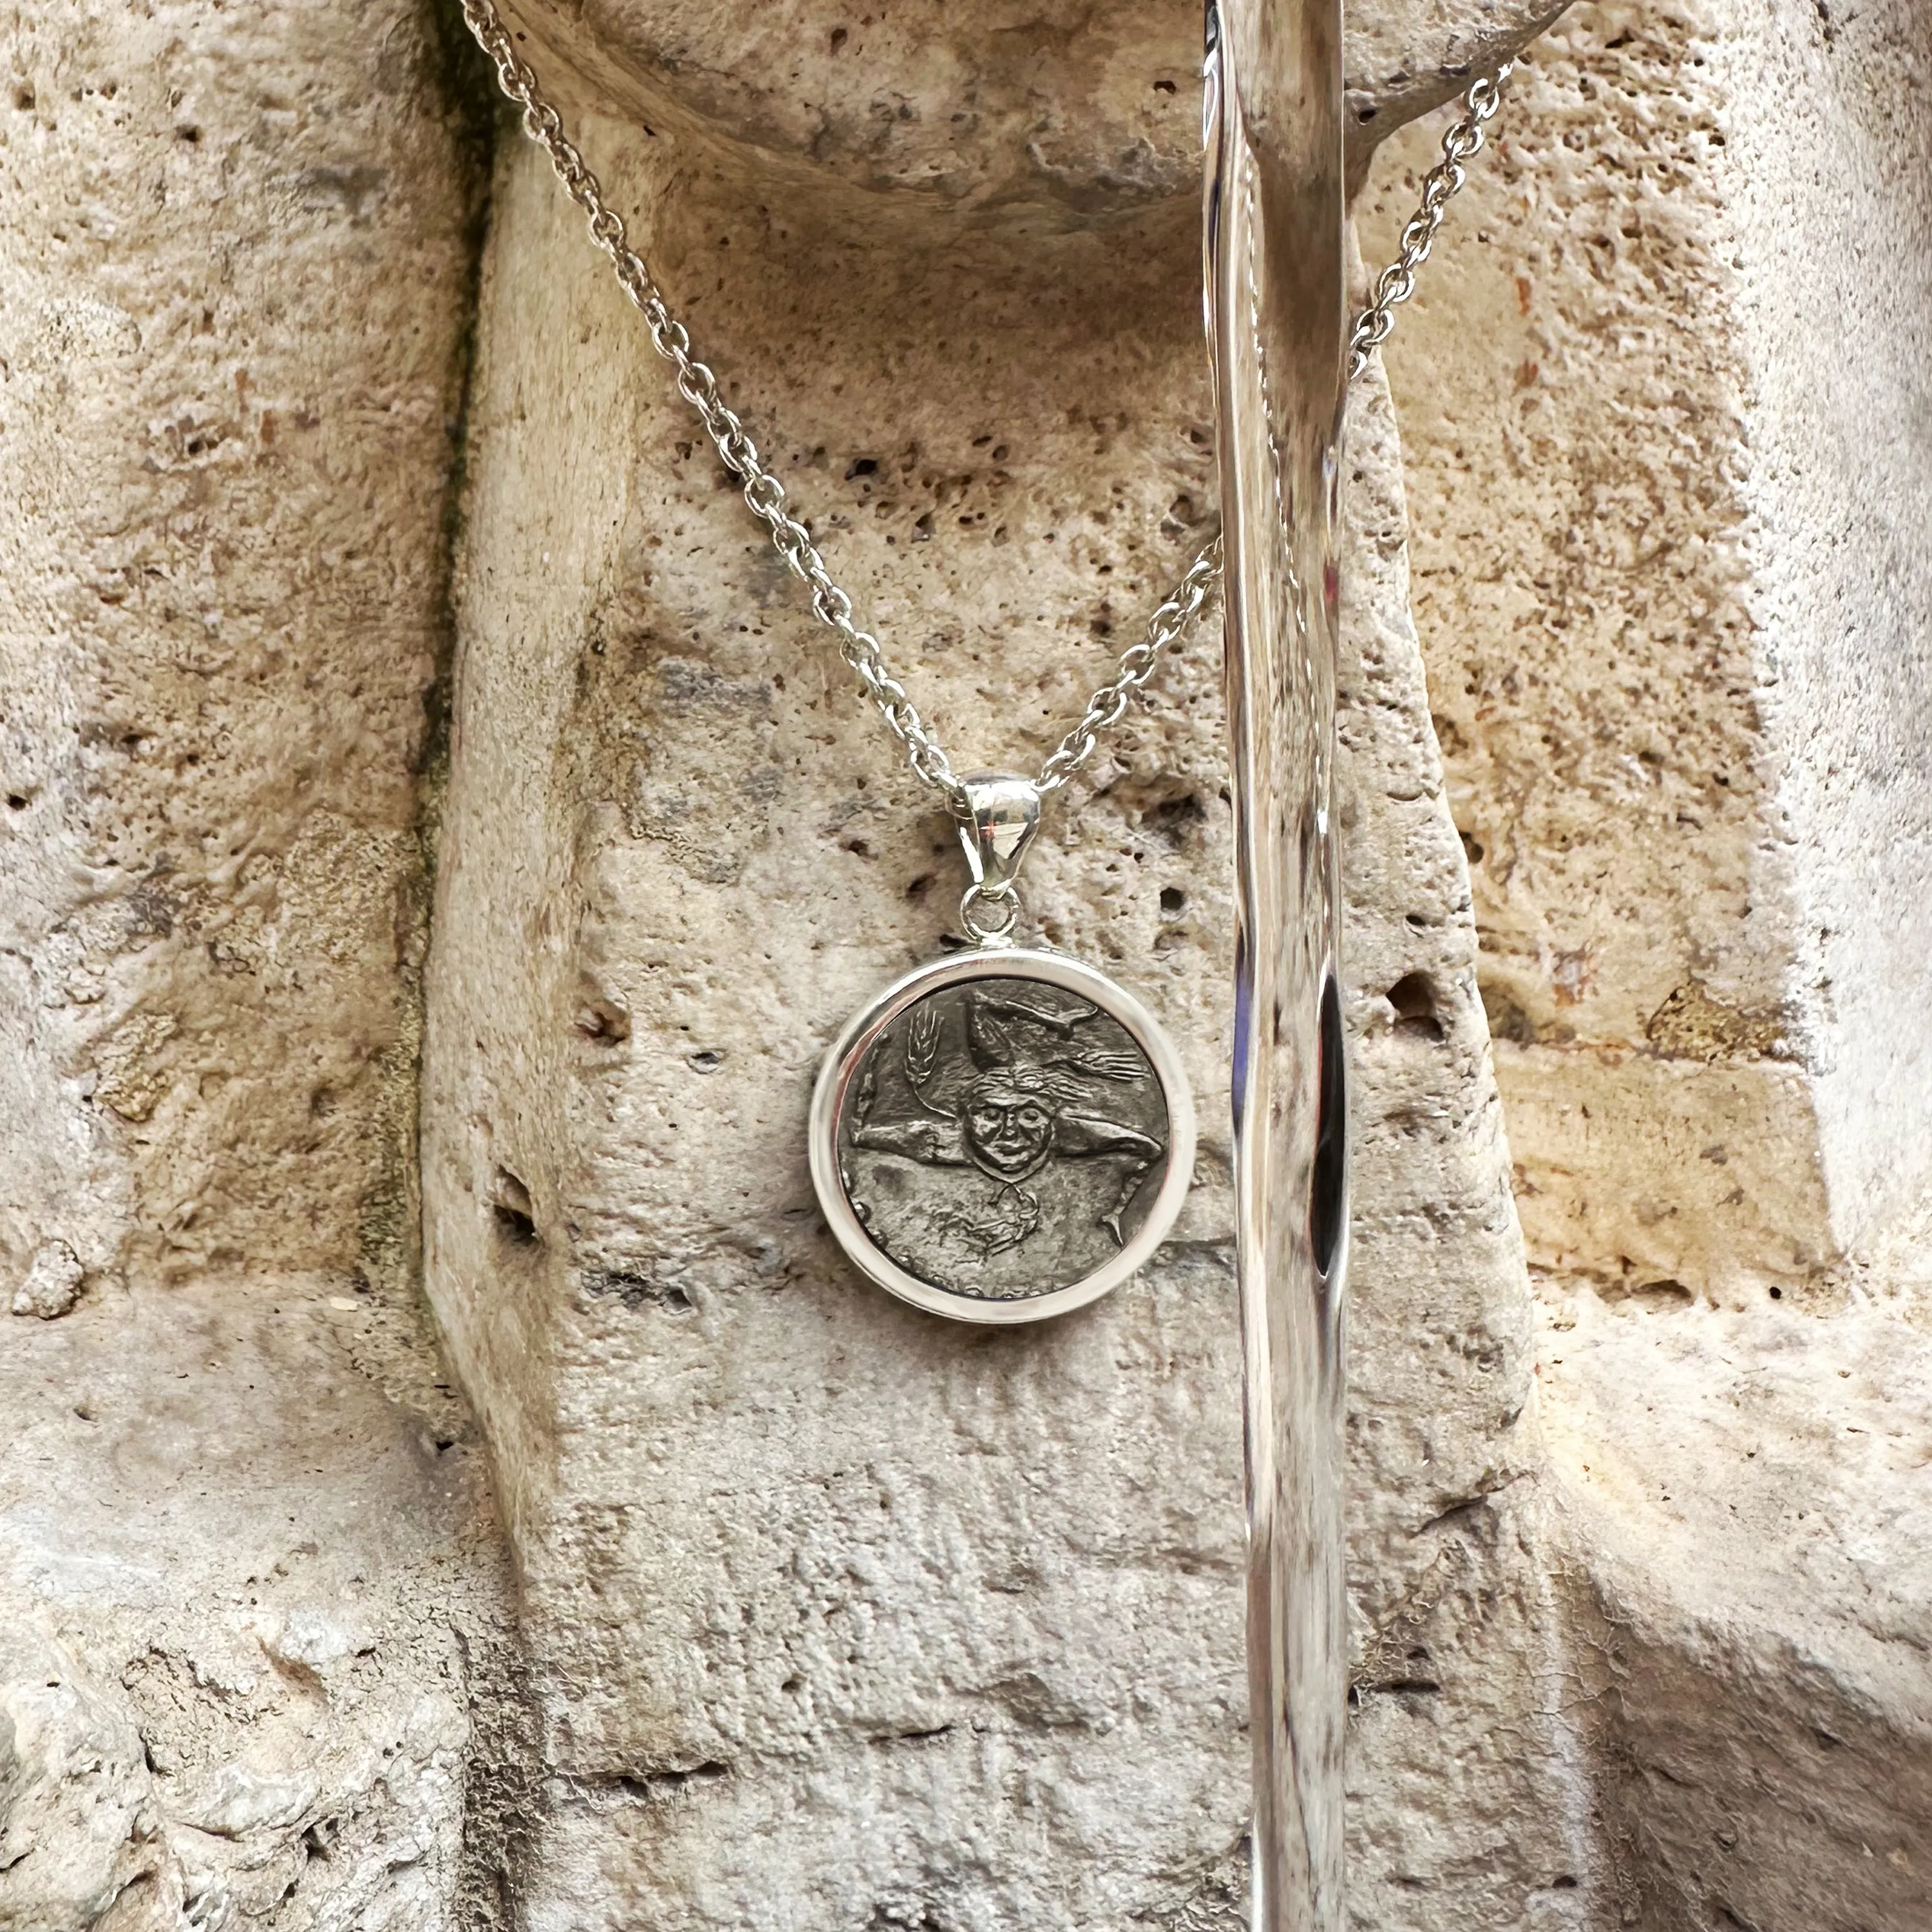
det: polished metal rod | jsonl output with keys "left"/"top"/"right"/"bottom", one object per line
{"left": 1203, "top": 1, "right": 1349, "bottom": 1926}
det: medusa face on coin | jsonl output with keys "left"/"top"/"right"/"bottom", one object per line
{"left": 829, "top": 969, "right": 1180, "bottom": 1308}
{"left": 963, "top": 1070, "right": 1061, "bottom": 1180}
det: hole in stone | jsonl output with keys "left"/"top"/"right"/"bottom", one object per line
{"left": 687, "top": 1048, "right": 725, "bottom": 1074}
{"left": 1552, "top": 1876, "right": 1578, "bottom": 1891}
{"left": 1459, "top": 829, "right": 1484, "bottom": 865}
{"left": 1153, "top": 77, "right": 1177, "bottom": 94}
{"left": 829, "top": 25, "right": 848, "bottom": 51}
{"left": 582, "top": 1269, "right": 696, "bottom": 1315}
{"left": 493, "top": 1203, "right": 537, "bottom": 1245}
{"left": 1159, "top": 886, "right": 1186, "bottom": 916}
{"left": 5, "top": 792, "right": 28, "bottom": 810}
{"left": 1626, "top": 1278, "right": 1694, "bottom": 1309}
{"left": 13, "top": 86, "right": 33, "bottom": 111}
{"left": 845, "top": 455, "right": 878, "bottom": 479}
{"left": 1145, "top": 790, "right": 1206, "bottom": 846}
{"left": 1386, "top": 972, "right": 1444, "bottom": 1040}
{"left": 1768, "top": 1285, "right": 1783, "bottom": 1300}
{"left": 491, "top": 1170, "right": 538, "bottom": 1247}
{"left": 574, "top": 973, "right": 631, "bottom": 1045}
{"left": 649, "top": 1759, "right": 729, "bottom": 1792}
{"left": 904, "top": 872, "right": 933, "bottom": 900}
{"left": 574, "top": 998, "right": 630, "bottom": 1045}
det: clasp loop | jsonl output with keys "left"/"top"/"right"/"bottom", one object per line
{"left": 954, "top": 772, "right": 1042, "bottom": 947}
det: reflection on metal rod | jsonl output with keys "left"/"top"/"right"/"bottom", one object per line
{"left": 1202, "top": 1, "right": 1349, "bottom": 1927}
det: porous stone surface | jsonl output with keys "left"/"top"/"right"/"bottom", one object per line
{"left": 0, "top": 1, "right": 518, "bottom": 1924}
{"left": 4, "top": 0, "right": 1928, "bottom": 1924}
{"left": 1339, "top": 354, "right": 1591, "bottom": 1931}
{"left": 501, "top": 0, "right": 1568, "bottom": 221}
{"left": 0, "top": 0, "right": 480, "bottom": 1301}
{"left": 428, "top": 102, "right": 1253, "bottom": 1929}
{"left": 0, "top": 1278, "right": 512, "bottom": 1931}
{"left": 1542, "top": 1285, "right": 1932, "bottom": 1931}
{"left": 1363, "top": 0, "right": 1932, "bottom": 1298}
{"left": 1365, "top": 5, "right": 1932, "bottom": 1925}
{"left": 12, "top": 1241, "right": 84, "bottom": 1320}
{"left": 423, "top": 1, "right": 1573, "bottom": 1923}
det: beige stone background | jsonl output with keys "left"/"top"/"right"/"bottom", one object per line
{"left": 0, "top": 0, "right": 1926, "bottom": 1927}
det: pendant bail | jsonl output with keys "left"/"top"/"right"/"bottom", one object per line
{"left": 955, "top": 772, "right": 1043, "bottom": 945}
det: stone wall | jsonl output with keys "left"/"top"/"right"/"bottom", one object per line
{"left": 0, "top": 3, "right": 514, "bottom": 1925}
{"left": 3, "top": 0, "right": 1927, "bottom": 1927}
{"left": 1365, "top": 0, "right": 1932, "bottom": 1302}
{"left": 1363, "top": 6, "right": 1932, "bottom": 1927}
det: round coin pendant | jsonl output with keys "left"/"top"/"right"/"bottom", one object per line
{"left": 810, "top": 947, "right": 1197, "bottom": 1324}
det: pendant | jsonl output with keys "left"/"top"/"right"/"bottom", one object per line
{"left": 811, "top": 774, "right": 1197, "bottom": 1324}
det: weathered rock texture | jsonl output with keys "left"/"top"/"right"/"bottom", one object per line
{"left": 0, "top": 1, "right": 514, "bottom": 1923}
{"left": 421, "top": 1, "right": 1575, "bottom": 1924}
{"left": 1366, "top": 0, "right": 1932, "bottom": 1302}
{"left": 426, "top": 86, "right": 1254, "bottom": 1929}
{"left": 3, "top": 0, "right": 1927, "bottom": 1926}
{"left": 0, "top": 0, "right": 476, "bottom": 1296}
{"left": 1, "top": 1281, "right": 513, "bottom": 1930}
{"left": 1363, "top": 5, "right": 1932, "bottom": 1926}
{"left": 1338, "top": 355, "right": 1591, "bottom": 1932}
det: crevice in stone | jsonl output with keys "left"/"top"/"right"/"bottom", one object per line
{"left": 867, "top": 1721, "right": 955, "bottom": 1746}
{"left": 453, "top": 1607, "right": 542, "bottom": 1929}
{"left": 1385, "top": 969, "right": 1445, "bottom": 1040}
{"left": 580, "top": 1267, "right": 696, "bottom": 1314}
{"left": 489, "top": 1170, "right": 539, "bottom": 1248}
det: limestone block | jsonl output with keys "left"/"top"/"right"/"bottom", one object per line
{"left": 1541, "top": 1287, "right": 1932, "bottom": 1929}
{"left": 1365, "top": 6, "right": 1932, "bottom": 1924}
{"left": 0, "top": 0, "right": 478, "bottom": 1298}
{"left": 0, "top": 1, "right": 518, "bottom": 1924}
{"left": 427, "top": 116, "right": 1255, "bottom": 1926}
{"left": 1339, "top": 354, "right": 1587, "bottom": 1929}
{"left": 426, "top": 1, "right": 1570, "bottom": 1920}
{"left": 1497, "top": 1045, "right": 1837, "bottom": 1298}
{"left": 501, "top": 0, "right": 1567, "bottom": 218}
{"left": 0, "top": 1278, "right": 508, "bottom": 1929}
{"left": 3, "top": 0, "right": 1925, "bottom": 1923}
{"left": 1361, "top": 0, "right": 1932, "bottom": 1293}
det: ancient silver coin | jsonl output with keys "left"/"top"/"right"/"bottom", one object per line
{"left": 811, "top": 951, "right": 1195, "bottom": 1324}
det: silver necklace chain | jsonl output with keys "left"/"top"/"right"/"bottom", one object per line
{"left": 458, "top": 0, "right": 1510, "bottom": 815}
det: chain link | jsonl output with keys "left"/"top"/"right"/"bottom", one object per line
{"left": 1349, "top": 64, "right": 1515, "bottom": 380}
{"left": 459, "top": 0, "right": 1510, "bottom": 808}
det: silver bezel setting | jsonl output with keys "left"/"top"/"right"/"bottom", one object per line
{"left": 810, "top": 947, "right": 1197, "bottom": 1325}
